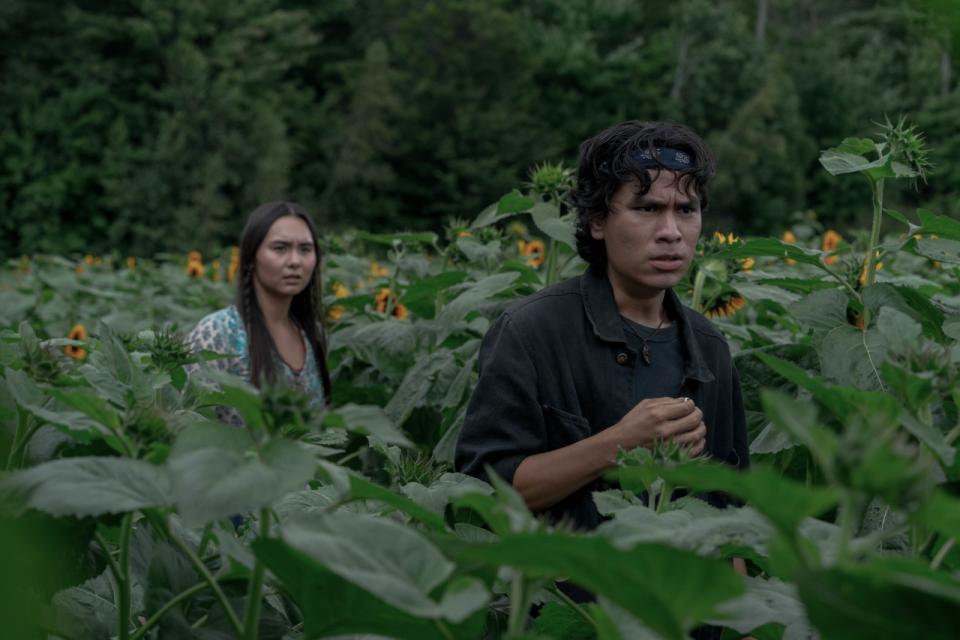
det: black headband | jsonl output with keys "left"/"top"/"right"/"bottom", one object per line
{"left": 628, "top": 146, "right": 694, "bottom": 171}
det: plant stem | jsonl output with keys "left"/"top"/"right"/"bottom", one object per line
{"left": 5, "top": 412, "right": 33, "bottom": 470}
{"left": 550, "top": 583, "right": 597, "bottom": 630}
{"left": 129, "top": 582, "right": 208, "bottom": 640}
{"left": 944, "top": 424, "right": 960, "bottom": 446}
{"left": 656, "top": 481, "right": 673, "bottom": 513}
{"left": 835, "top": 493, "right": 862, "bottom": 564}
{"left": 507, "top": 572, "right": 528, "bottom": 637}
{"left": 243, "top": 509, "right": 271, "bottom": 640}
{"left": 544, "top": 239, "right": 558, "bottom": 286}
{"left": 861, "top": 178, "right": 885, "bottom": 328}
{"left": 690, "top": 267, "right": 707, "bottom": 312}
{"left": 94, "top": 531, "right": 124, "bottom": 586}
{"left": 169, "top": 520, "right": 244, "bottom": 636}
{"left": 930, "top": 538, "right": 956, "bottom": 570}
{"left": 433, "top": 620, "right": 456, "bottom": 640}
{"left": 118, "top": 513, "right": 134, "bottom": 640}
{"left": 196, "top": 523, "right": 214, "bottom": 559}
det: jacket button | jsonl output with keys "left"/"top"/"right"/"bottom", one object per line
{"left": 616, "top": 352, "right": 628, "bottom": 365}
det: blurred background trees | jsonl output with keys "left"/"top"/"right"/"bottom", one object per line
{"left": 1, "top": 0, "right": 958, "bottom": 257}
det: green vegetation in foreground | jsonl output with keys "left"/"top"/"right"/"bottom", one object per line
{"left": 2, "top": 126, "right": 960, "bottom": 638}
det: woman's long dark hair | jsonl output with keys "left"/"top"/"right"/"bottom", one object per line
{"left": 236, "top": 201, "right": 332, "bottom": 405}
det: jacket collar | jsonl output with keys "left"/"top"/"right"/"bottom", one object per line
{"left": 580, "top": 266, "right": 716, "bottom": 383}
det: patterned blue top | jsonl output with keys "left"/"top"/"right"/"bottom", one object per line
{"left": 186, "top": 306, "right": 325, "bottom": 422}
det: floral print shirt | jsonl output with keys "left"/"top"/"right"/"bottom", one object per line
{"left": 185, "top": 306, "right": 325, "bottom": 424}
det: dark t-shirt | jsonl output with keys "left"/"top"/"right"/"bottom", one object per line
{"left": 620, "top": 317, "right": 684, "bottom": 401}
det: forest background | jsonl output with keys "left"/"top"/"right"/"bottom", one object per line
{"left": 2, "top": 0, "right": 960, "bottom": 259}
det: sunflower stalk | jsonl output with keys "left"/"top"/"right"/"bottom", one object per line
{"left": 690, "top": 267, "right": 707, "bottom": 313}
{"left": 860, "top": 178, "right": 885, "bottom": 329}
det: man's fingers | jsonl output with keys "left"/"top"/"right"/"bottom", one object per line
{"left": 688, "top": 438, "right": 706, "bottom": 457}
{"left": 672, "top": 421, "right": 706, "bottom": 445}
{"left": 648, "top": 399, "right": 698, "bottom": 422}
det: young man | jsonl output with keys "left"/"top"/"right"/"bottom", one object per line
{"left": 455, "top": 120, "right": 750, "bottom": 531}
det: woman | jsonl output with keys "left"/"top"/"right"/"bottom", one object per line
{"left": 187, "top": 202, "right": 332, "bottom": 422}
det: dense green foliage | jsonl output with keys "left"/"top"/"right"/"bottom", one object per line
{"left": 2, "top": 126, "right": 960, "bottom": 639}
{"left": 2, "top": 0, "right": 960, "bottom": 258}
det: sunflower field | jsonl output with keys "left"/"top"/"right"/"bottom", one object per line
{"left": 3, "top": 125, "right": 960, "bottom": 640}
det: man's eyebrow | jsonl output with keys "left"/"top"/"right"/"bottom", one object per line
{"left": 628, "top": 194, "right": 701, "bottom": 207}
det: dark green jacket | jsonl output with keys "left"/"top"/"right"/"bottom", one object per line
{"left": 455, "top": 266, "right": 750, "bottom": 530}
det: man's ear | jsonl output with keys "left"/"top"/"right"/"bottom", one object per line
{"left": 589, "top": 214, "right": 606, "bottom": 241}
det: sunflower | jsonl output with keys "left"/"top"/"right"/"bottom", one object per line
{"left": 369, "top": 260, "right": 390, "bottom": 278}
{"left": 519, "top": 239, "right": 546, "bottom": 268}
{"left": 327, "top": 305, "right": 345, "bottom": 321}
{"left": 186, "top": 260, "right": 205, "bottom": 278}
{"left": 713, "top": 231, "right": 727, "bottom": 244}
{"left": 739, "top": 257, "right": 755, "bottom": 271}
{"left": 704, "top": 294, "right": 747, "bottom": 319}
{"left": 64, "top": 324, "right": 88, "bottom": 360}
{"left": 188, "top": 250, "right": 202, "bottom": 263}
{"left": 375, "top": 288, "right": 393, "bottom": 313}
{"left": 333, "top": 283, "right": 350, "bottom": 298}
{"left": 211, "top": 259, "right": 222, "bottom": 281}
{"left": 374, "top": 288, "right": 409, "bottom": 320}
{"left": 781, "top": 230, "right": 798, "bottom": 265}
{"left": 126, "top": 256, "right": 136, "bottom": 270}
{"left": 457, "top": 230, "right": 473, "bottom": 238}
{"left": 84, "top": 255, "right": 95, "bottom": 265}
{"left": 822, "top": 230, "right": 842, "bottom": 265}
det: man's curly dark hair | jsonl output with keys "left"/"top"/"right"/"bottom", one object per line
{"left": 569, "top": 120, "right": 716, "bottom": 269}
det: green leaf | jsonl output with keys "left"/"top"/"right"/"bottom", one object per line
{"left": 796, "top": 560, "right": 960, "bottom": 640}
{"left": 168, "top": 438, "right": 315, "bottom": 526}
{"left": 4, "top": 367, "right": 45, "bottom": 408}
{"left": 876, "top": 307, "right": 922, "bottom": 355}
{"left": 323, "top": 403, "right": 413, "bottom": 447}
{"left": 915, "top": 237, "right": 960, "bottom": 264}
{"left": 47, "top": 388, "right": 122, "bottom": 430}
{"left": 195, "top": 370, "right": 265, "bottom": 432}
{"left": 818, "top": 149, "right": 894, "bottom": 180}
{"left": 529, "top": 201, "right": 577, "bottom": 249}
{"left": 52, "top": 569, "right": 117, "bottom": 639}
{"left": 400, "top": 271, "right": 469, "bottom": 320}
{"left": 452, "top": 534, "right": 743, "bottom": 640}
{"left": 834, "top": 137, "right": 878, "bottom": 156}
{"left": 714, "top": 238, "right": 826, "bottom": 268}
{"left": 354, "top": 231, "right": 438, "bottom": 246}
{"left": 254, "top": 534, "right": 486, "bottom": 638}
{"left": 916, "top": 490, "right": 960, "bottom": 540}
{"left": 534, "top": 601, "right": 596, "bottom": 640}
{"left": 384, "top": 350, "right": 456, "bottom": 426}
{"left": 916, "top": 209, "right": 960, "bottom": 241}
{"left": 892, "top": 279, "right": 956, "bottom": 341}
{"left": 401, "top": 472, "right": 493, "bottom": 515}
{"left": 708, "top": 577, "right": 811, "bottom": 639}
{"left": 260, "top": 511, "right": 486, "bottom": 621}
{"left": 456, "top": 237, "right": 502, "bottom": 263}
{"left": 452, "top": 470, "right": 538, "bottom": 535}
{"left": 818, "top": 325, "right": 886, "bottom": 390}
{"left": 498, "top": 191, "right": 535, "bottom": 214}
{"left": 616, "top": 462, "right": 839, "bottom": 538}
{"left": 787, "top": 289, "right": 849, "bottom": 335}
{"left": 0, "top": 457, "right": 171, "bottom": 517}
{"left": 437, "top": 272, "right": 519, "bottom": 325}
{"left": 598, "top": 501, "right": 773, "bottom": 561}
{"left": 760, "top": 390, "right": 838, "bottom": 474}
{"left": 346, "top": 475, "right": 447, "bottom": 532}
